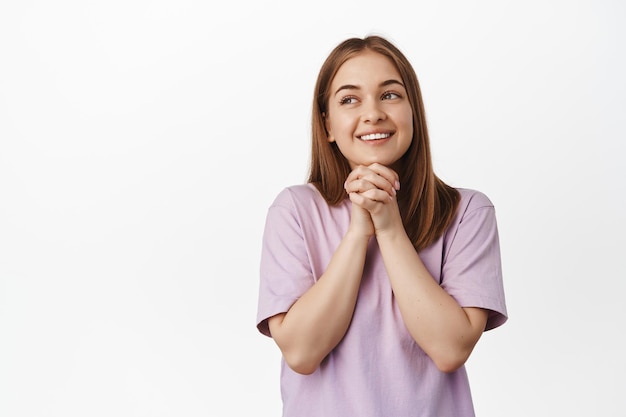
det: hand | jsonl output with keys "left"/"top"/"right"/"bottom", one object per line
{"left": 344, "top": 164, "right": 403, "bottom": 236}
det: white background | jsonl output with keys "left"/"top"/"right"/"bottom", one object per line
{"left": 1, "top": 0, "right": 624, "bottom": 416}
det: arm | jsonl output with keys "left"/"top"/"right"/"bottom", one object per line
{"left": 268, "top": 203, "right": 374, "bottom": 375}
{"left": 375, "top": 230, "right": 488, "bottom": 373}
{"left": 345, "top": 164, "right": 488, "bottom": 373}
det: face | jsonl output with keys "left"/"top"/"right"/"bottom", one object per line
{"left": 325, "top": 50, "right": 413, "bottom": 169}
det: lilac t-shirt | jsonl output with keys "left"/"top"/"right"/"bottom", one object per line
{"left": 257, "top": 184, "right": 507, "bottom": 417}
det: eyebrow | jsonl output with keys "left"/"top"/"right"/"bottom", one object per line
{"left": 333, "top": 79, "right": 405, "bottom": 96}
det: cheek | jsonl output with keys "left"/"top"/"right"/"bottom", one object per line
{"left": 328, "top": 117, "right": 352, "bottom": 137}
{"left": 402, "top": 110, "right": 414, "bottom": 136}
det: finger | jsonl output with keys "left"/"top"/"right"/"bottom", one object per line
{"left": 344, "top": 177, "right": 377, "bottom": 194}
{"left": 366, "top": 163, "right": 400, "bottom": 191}
{"left": 349, "top": 191, "right": 391, "bottom": 213}
{"left": 359, "top": 188, "right": 395, "bottom": 203}
{"left": 348, "top": 192, "right": 381, "bottom": 210}
{"left": 345, "top": 166, "right": 397, "bottom": 197}
{"left": 361, "top": 173, "right": 396, "bottom": 197}
{"left": 344, "top": 165, "right": 370, "bottom": 184}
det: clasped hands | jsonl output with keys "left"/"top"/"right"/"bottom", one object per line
{"left": 344, "top": 163, "right": 403, "bottom": 238}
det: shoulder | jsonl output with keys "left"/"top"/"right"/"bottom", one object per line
{"left": 441, "top": 188, "right": 501, "bottom": 259}
{"left": 270, "top": 183, "right": 325, "bottom": 209}
{"left": 455, "top": 188, "right": 496, "bottom": 217}
{"left": 444, "top": 188, "right": 499, "bottom": 235}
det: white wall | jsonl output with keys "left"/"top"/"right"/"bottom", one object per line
{"left": 1, "top": 0, "right": 624, "bottom": 415}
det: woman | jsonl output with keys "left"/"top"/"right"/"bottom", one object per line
{"left": 256, "top": 35, "right": 507, "bottom": 417}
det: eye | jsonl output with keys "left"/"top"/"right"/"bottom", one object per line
{"left": 382, "top": 91, "right": 401, "bottom": 100}
{"left": 339, "top": 96, "right": 358, "bottom": 105}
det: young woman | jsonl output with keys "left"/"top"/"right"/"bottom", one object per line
{"left": 256, "top": 35, "right": 507, "bottom": 417}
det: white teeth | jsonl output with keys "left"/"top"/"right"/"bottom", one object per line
{"left": 360, "top": 133, "right": 391, "bottom": 141}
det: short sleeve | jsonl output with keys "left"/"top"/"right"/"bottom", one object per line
{"left": 256, "top": 189, "right": 315, "bottom": 337}
{"left": 441, "top": 195, "right": 508, "bottom": 331}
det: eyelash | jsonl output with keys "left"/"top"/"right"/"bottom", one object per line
{"left": 339, "top": 91, "right": 402, "bottom": 105}
{"left": 339, "top": 96, "right": 358, "bottom": 105}
{"left": 382, "top": 91, "right": 401, "bottom": 100}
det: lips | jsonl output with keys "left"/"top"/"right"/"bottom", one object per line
{"left": 358, "top": 132, "right": 392, "bottom": 141}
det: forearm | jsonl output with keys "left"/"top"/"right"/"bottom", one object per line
{"left": 269, "top": 230, "right": 369, "bottom": 374}
{"left": 377, "top": 230, "right": 487, "bottom": 373}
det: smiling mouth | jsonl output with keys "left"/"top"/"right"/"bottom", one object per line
{"left": 358, "top": 132, "right": 392, "bottom": 141}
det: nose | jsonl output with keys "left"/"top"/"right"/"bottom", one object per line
{"left": 361, "top": 99, "right": 386, "bottom": 123}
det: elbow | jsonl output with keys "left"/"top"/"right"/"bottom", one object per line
{"left": 427, "top": 330, "right": 482, "bottom": 373}
{"left": 282, "top": 351, "right": 320, "bottom": 375}
{"left": 431, "top": 348, "right": 472, "bottom": 374}
{"left": 433, "top": 357, "right": 466, "bottom": 374}
{"left": 287, "top": 361, "right": 318, "bottom": 375}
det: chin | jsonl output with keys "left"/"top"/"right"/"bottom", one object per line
{"left": 367, "top": 157, "right": 398, "bottom": 167}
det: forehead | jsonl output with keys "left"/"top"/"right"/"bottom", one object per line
{"left": 331, "top": 51, "right": 402, "bottom": 87}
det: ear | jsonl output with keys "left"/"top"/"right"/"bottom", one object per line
{"left": 323, "top": 112, "right": 335, "bottom": 142}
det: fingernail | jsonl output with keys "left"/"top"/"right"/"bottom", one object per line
{"left": 395, "top": 180, "right": 400, "bottom": 190}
